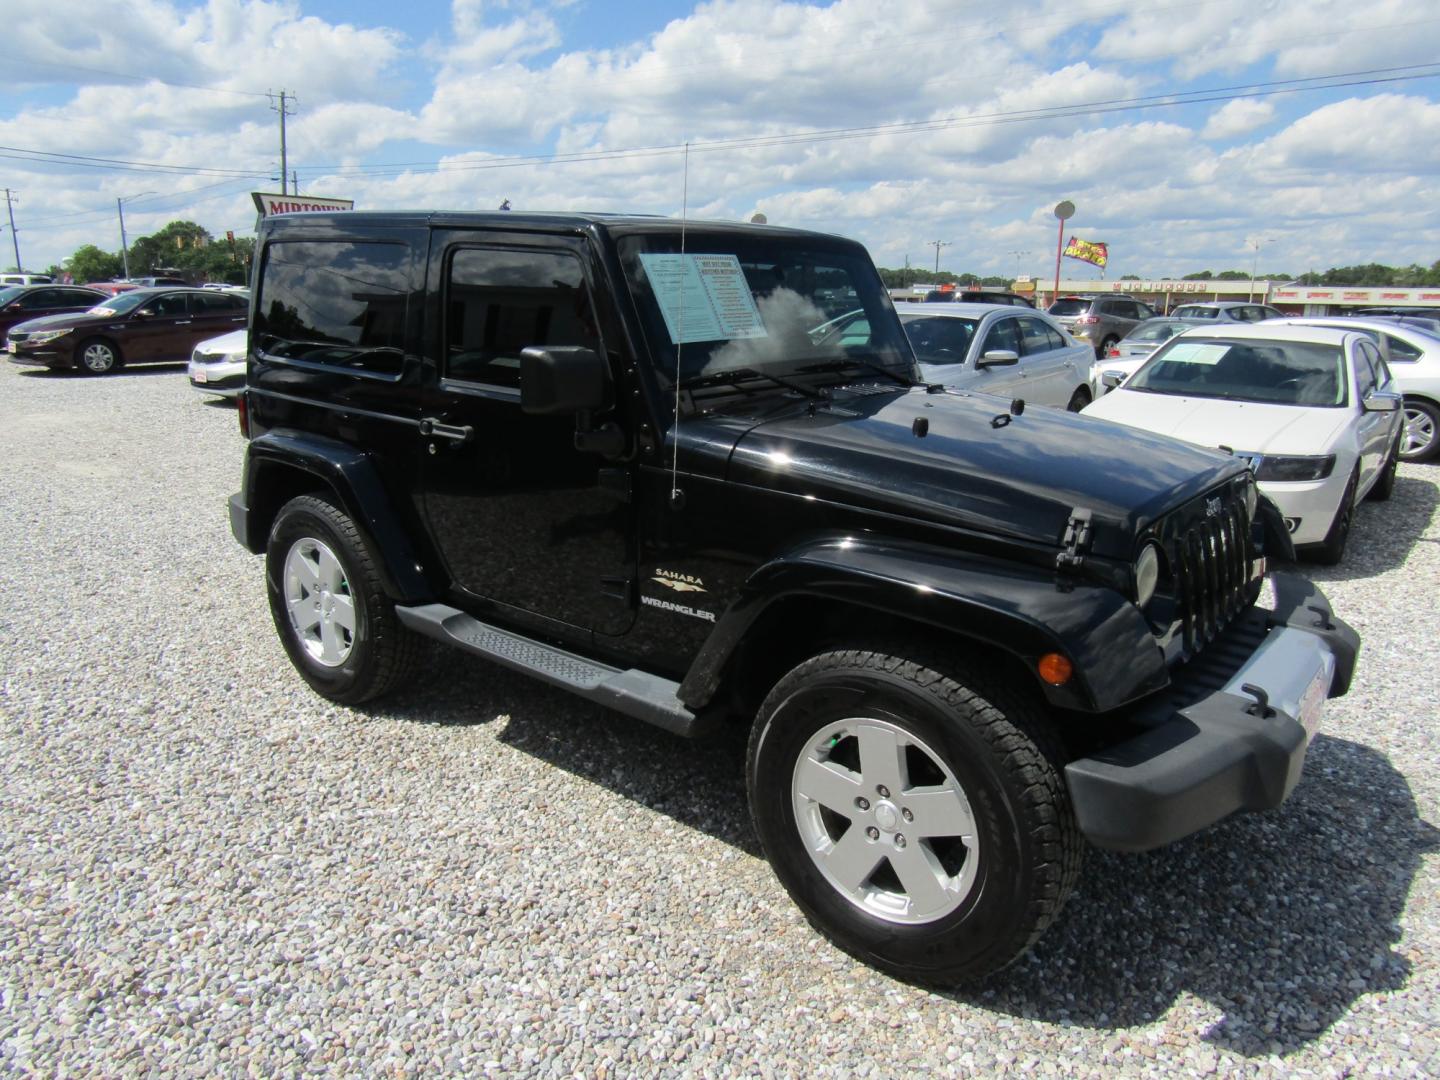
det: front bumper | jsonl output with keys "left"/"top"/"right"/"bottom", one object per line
{"left": 1065, "top": 572, "right": 1358, "bottom": 852}
{"left": 189, "top": 357, "right": 246, "bottom": 396}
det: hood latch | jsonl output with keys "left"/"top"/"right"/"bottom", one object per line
{"left": 1056, "top": 508, "right": 1094, "bottom": 572}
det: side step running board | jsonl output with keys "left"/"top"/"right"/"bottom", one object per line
{"left": 395, "top": 603, "right": 710, "bottom": 737}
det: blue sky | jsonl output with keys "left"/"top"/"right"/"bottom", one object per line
{"left": 3, "top": 0, "right": 1439, "bottom": 280}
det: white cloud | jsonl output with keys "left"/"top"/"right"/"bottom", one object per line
{"left": 1202, "top": 98, "right": 1275, "bottom": 140}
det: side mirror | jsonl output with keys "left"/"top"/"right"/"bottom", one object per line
{"left": 1101, "top": 369, "right": 1125, "bottom": 389}
{"left": 520, "top": 346, "right": 609, "bottom": 415}
{"left": 978, "top": 349, "right": 1019, "bottom": 368}
{"left": 134, "top": 307, "right": 154, "bottom": 319}
{"left": 1363, "top": 389, "right": 1402, "bottom": 413}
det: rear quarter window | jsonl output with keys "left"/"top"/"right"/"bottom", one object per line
{"left": 254, "top": 240, "right": 412, "bottom": 378}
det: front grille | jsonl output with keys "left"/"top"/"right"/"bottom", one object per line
{"left": 8, "top": 331, "right": 29, "bottom": 344}
{"left": 1171, "top": 491, "right": 1252, "bottom": 653}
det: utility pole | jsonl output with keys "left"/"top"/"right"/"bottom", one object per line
{"left": 1006, "top": 250, "right": 1031, "bottom": 282}
{"left": 3, "top": 189, "right": 19, "bottom": 272}
{"left": 928, "top": 240, "right": 951, "bottom": 274}
{"left": 291, "top": 169, "right": 299, "bottom": 196}
{"left": 117, "top": 191, "right": 156, "bottom": 280}
{"left": 271, "top": 90, "right": 297, "bottom": 195}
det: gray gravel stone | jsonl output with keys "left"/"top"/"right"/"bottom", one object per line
{"left": 0, "top": 360, "right": 1436, "bottom": 1077}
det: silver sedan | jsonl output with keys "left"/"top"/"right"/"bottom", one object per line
{"left": 1272, "top": 317, "right": 1440, "bottom": 462}
{"left": 898, "top": 303, "right": 1096, "bottom": 410}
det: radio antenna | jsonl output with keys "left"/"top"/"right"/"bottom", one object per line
{"left": 669, "top": 141, "right": 690, "bottom": 511}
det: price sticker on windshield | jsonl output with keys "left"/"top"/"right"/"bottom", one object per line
{"left": 639, "top": 253, "right": 767, "bottom": 345}
{"left": 1161, "top": 342, "right": 1229, "bottom": 366}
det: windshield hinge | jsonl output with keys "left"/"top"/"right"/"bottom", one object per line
{"left": 1056, "top": 508, "right": 1094, "bottom": 572}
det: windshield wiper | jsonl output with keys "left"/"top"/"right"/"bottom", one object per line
{"left": 678, "top": 366, "right": 824, "bottom": 398}
{"left": 794, "top": 357, "right": 920, "bottom": 388}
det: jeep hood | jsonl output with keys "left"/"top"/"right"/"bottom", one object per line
{"left": 684, "top": 388, "right": 1247, "bottom": 559}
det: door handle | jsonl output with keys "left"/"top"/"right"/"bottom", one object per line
{"left": 418, "top": 417, "right": 473, "bottom": 444}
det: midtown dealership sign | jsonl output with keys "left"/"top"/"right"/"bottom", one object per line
{"left": 251, "top": 192, "right": 355, "bottom": 217}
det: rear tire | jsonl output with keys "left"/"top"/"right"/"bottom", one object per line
{"left": 1400, "top": 398, "right": 1439, "bottom": 462}
{"left": 746, "top": 645, "right": 1080, "bottom": 984}
{"left": 265, "top": 494, "right": 421, "bottom": 704}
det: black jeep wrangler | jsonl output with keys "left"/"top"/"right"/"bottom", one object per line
{"left": 229, "top": 211, "right": 1358, "bottom": 983}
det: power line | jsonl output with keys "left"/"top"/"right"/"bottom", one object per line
{"left": 6, "top": 58, "right": 270, "bottom": 98}
{"left": 1, "top": 61, "right": 1437, "bottom": 200}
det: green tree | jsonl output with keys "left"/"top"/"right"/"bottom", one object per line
{"left": 1182, "top": 270, "right": 1213, "bottom": 280}
{"left": 1214, "top": 270, "right": 1250, "bottom": 280}
{"left": 66, "top": 244, "right": 123, "bottom": 283}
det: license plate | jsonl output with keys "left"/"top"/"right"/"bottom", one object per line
{"left": 193, "top": 368, "right": 207, "bottom": 383}
{"left": 1297, "top": 664, "right": 1329, "bottom": 740}
{"left": 6, "top": 342, "right": 14, "bottom": 354}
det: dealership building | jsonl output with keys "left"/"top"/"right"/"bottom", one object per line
{"left": 893, "top": 279, "right": 1440, "bottom": 315}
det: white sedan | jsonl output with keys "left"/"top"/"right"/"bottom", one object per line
{"left": 897, "top": 303, "right": 1096, "bottom": 410}
{"left": 1083, "top": 323, "right": 1405, "bottom": 564}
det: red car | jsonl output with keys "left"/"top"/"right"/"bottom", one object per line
{"left": 6, "top": 287, "right": 248, "bottom": 374}
{"left": 0, "top": 284, "right": 108, "bottom": 339}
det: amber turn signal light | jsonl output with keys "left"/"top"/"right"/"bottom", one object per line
{"left": 1037, "top": 653, "right": 1073, "bottom": 686}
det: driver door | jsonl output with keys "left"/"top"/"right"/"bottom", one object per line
{"left": 418, "top": 234, "right": 636, "bottom": 638}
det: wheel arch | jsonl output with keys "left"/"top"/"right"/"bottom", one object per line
{"left": 679, "top": 535, "right": 1168, "bottom": 718}
{"left": 238, "top": 430, "right": 433, "bottom": 603}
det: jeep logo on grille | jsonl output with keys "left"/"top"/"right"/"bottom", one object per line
{"left": 1205, "top": 497, "right": 1223, "bottom": 518}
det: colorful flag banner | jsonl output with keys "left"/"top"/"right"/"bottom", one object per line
{"left": 1063, "top": 236, "right": 1108, "bottom": 268}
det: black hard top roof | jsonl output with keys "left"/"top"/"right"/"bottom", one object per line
{"left": 259, "top": 209, "right": 855, "bottom": 246}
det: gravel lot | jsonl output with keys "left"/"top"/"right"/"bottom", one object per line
{"left": 1, "top": 359, "right": 1437, "bottom": 1078}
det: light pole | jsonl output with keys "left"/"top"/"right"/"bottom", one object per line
{"left": 117, "top": 192, "right": 155, "bottom": 280}
{"left": 1007, "top": 249, "right": 1031, "bottom": 283}
{"left": 1247, "top": 237, "right": 1273, "bottom": 303}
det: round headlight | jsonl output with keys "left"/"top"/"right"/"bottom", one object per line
{"left": 1135, "top": 543, "right": 1161, "bottom": 609}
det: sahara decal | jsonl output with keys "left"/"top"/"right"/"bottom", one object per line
{"left": 652, "top": 569, "right": 708, "bottom": 593}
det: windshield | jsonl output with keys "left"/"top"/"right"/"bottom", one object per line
{"left": 898, "top": 313, "right": 979, "bottom": 363}
{"left": 1171, "top": 306, "right": 1219, "bottom": 319}
{"left": 1046, "top": 299, "right": 1091, "bottom": 316}
{"left": 617, "top": 232, "right": 914, "bottom": 386}
{"left": 87, "top": 291, "right": 152, "bottom": 315}
{"left": 1128, "top": 321, "right": 1191, "bottom": 343}
{"left": 1126, "top": 337, "right": 1347, "bottom": 406}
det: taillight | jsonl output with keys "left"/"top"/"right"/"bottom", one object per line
{"left": 237, "top": 391, "right": 250, "bottom": 438}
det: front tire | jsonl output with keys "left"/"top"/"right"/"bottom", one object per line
{"left": 1367, "top": 432, "right": 1401, "bottom": 502}
{"left": 265, "top": 494, "right": 420, "bottom": 704}
{"left": 746, "top": 646, "right": 1080, "bottom": 984}
{"left": 1311, "top": 471, "right": 1357, "bottom": 565}
{"left": 77, "top": 337, "right": 120, "bottom": 374}
{"left": 1066, "top": 385, "right": 1092, "bottom": 412}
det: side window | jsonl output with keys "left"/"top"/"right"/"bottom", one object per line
{"left": 1384, "top": 334, "right": 1421, "bottom": 362}
{"left": 1353, "top": 342, "right": 1379, "bottom": 397}
{"left": 444, "top": 247, "right": 598, "bottom": 388}
{"left": 1016, "top": 317, "right": 1056, "bottom": 355}
{"left": 981, "top": 317, "right": 1022, "bottom": 356}
{"left": 17, "top": 289, "right": 61, "bottom": 309}
{"left": 255, "top": 240, "right": 410, "bottom": 376}
{"left": 1040, "top": 321, "right": 1067, "bottom": 350}
{"left": 149, "top": 293, "right": 191, "bottom": 317}
{"left": 195, "top": 292, "right": 245, "bottom": 314}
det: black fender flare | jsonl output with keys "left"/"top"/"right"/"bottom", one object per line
{"left": 237, "top": 430, "right": 432, "bottom": 603}
{"left": 679, "top": 534, "right": 1168, "bottom": 714}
